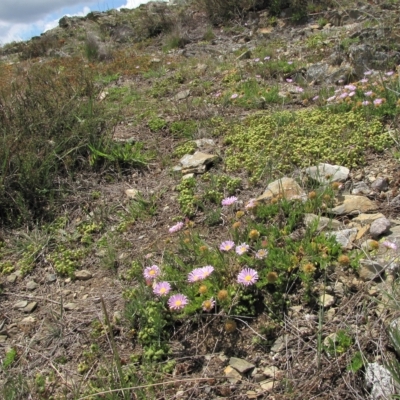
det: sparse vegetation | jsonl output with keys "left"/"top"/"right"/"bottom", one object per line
{"left": 1, "top": 0, "right": 400, "bottom": 399}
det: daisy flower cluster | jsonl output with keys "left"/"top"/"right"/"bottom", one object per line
{"left": 323, "top": 68, "right": 399, "bottom": 109}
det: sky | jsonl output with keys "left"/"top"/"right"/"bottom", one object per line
{"left": 0, "top": 0, "right": 166, "bottom": 46}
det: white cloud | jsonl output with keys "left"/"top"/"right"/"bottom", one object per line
{"left": 118, "top": 0, "right": 167, "bottom": 10}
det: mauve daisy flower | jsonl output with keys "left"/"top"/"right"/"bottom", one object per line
{"left": 255, "top": 249, "right": 268, "bottom": 260}
{"left": 362, "top": 100, "right": 370, "bottom": 106}
{"left": 264, "top": 56, "right": 271, "bottom": 61}
{"left": 153, "top": 281, "right": 171, "bottom": 296}
{"left": 374, "top": 98, "right": 383, "bottom": 106}
{"left": 344, "top": 84, "right": 356, "bottom": 91}
{"left": 286, "top": 78, "right": 293, "bottom": 83}
{"left": 254, "top": 58, "right": 260, "bottom": 62}
{"left": 348, "top": 91, "right": 355, "bottom": 97}
{"left": 236, "top": 243, "right": 250, "bottom": 255}
{"left": 295, "top": 86, "right": 304, "bottom": 93}
{"left": 169, "top": 221, "right": 184, "bottom": 233}
{"left": 287, "top": 61, "right": 293, "bottom": 65}
{"left": 245, "top": 199, "right": 258, "bottom": 209}
{"left": 221, "top": 196, "right": 238, "bottom": 206}
{"left": 364, "top": 70, "right": 373, "bottom": 75}
{"left": 231, "top": 93, "right": 238, "bottom": 99}
{"left": 202, "top": 298, "right": 215, "bottom": 312}
{"left": 383, "top": 241, "right": 397, "bottom": 250}
{"left": 327, "top": 95, "right": 336, "bottom": 102}
{"left": 199, "top": 265, "right": 214, "bottom": 279}
{"left": 364, "top": 91, "right": 373, "bottom": 96}
{"left": 188, "top": 268, "right": 204, "bottom": 282}
{"left": 237, "top": 268, "right": 259, "bottom": 286}
{"left": 168, "top": 294, "right": 189, "bottom": 310}
{"left": 220, "top": 240, "right": 235, "bottom": 252}
{"left": 386, "top": 71, "right": 394, "bottom": 76}
{"left": 360, "top": 78, "right": 368, "bottom": 83}
{"left": 143, "top": 265, "right": 161, "bottom": 280}
{"left": 312, "top": 95, "right": 319, "bottom": 101}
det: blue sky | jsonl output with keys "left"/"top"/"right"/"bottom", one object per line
{"left": 0, "top": 0, "right": 165, "bottom": 46}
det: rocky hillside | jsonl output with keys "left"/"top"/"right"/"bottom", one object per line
{"left": 1, "top": 1, "right": 400, "bottom": 399}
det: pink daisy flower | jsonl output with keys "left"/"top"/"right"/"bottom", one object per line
{"left": 143, "top": 265, "right": 161, "bottom": 280}
{"left": 286, "top": 78, "right": 293, "bottom": 83}
{"left": 188, "top": 268, "right": 205, "bottom": 282}
{"left": 373, "top": 98, "right": 383, "bottom": 106}
{"left": 220, "top": 240, "right": 235, "bottom": 252}
{"left": 153, "top": 281, "right": 171, "bottom": 296}
{"left": 236, "top": 243, "right": 250, "bottom": 255}
{"left": 168, "top": 294, "right": 189, "bottom": 310}
{"left": 202, "top": 298, "right": 215, "bottom": 312}
{"left": 221, "top": 196, "right": 238, "bottom": 206}
{"left": 364, "top": 91, "right": 373, "bottom": 97}
{"left": 344, "top": 84, "right": 356, "bottom": 91}
{"left": 245, "top": 199, "right": 258, "bottom": 209}
{"left": 383, "top": 241, "right": 397, "bottom": 250}
{"left": 231, "top": 93, "right": 238, "bottom": 99}
{"left": 169, "top": 221, "right": 184, "bottom": 233}
{"left": 237, "top": 268, "right": 259, "bottom": 286}
{"left": 362, "top": 100, "right": 370, "bottom": 106}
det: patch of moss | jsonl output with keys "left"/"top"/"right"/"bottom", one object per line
{"left": 223, "top": 109, "right": 392, "bottom": 182}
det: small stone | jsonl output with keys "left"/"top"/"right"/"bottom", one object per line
{"left": 371, "top": 177, "right": 389, "bottom": 192}
{"left": 74, "top": 270, "right": 92, "bottom": 280}
{"left": 319, "top": 293, "right": 335, "bottom": 308}
{"left": 14, "top": 301, "right": 28, "bottom": 309}
{"left": 358, "top": 260, "right": 384, "bottom": 281}
{"left": 7, "top": 274, "right": 17, "bottom": 283}
{"left": 330, "top": 195, "right": 378, "bottom": 215}
{"left": 365, "top": 362, "right": 395, "bottom": 399}
{"left": 224, "top": 365, "right": 242, "bottom": 383}
{"left": 20, "top": 316, "right": 36, "bottom": 324}
{"left": 323, "top": 332, "right": 338, "bottom": 347}
{"left": 325, "top": 308, "right": 336, "bottom": 321}
{"left": 46, "top": 273, "right": 57, "bottom": 282}
{"left": 0, "top": 335, "right": 7, "bottom": 343}
{"left": 22, "top": 302, "right": 38, "bottom": 313}
{"left": 26, "top": 281, "right": 38, "bottom": 291}
{"left": 229, "top": 357, "right": 255, "bottom": 373}
{"left": 259, "top": 379, "right": 275, "bottom": 391}
{"left": 326, "top": 228, "right": 357, "bottom": 249}
{"left": 125, "top": 189, "right": 139, "bottom": 199}
{"left": 246, "top": 390, "right": 259, "bottom": 399}
{"left": 270, "top": 334, "right": 294, "bottom": 353}
{"left": 370, "top": 217, "right": 391, "bottom": 238}
{"left": 263, "top": 366, "right": 280, "bottom": 378}
{"left": 64, "top": 302, "right": 78, "bottom": 311}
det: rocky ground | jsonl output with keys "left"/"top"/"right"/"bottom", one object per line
{"left": 2, "top": 1, "right": 400, "bottom": 399}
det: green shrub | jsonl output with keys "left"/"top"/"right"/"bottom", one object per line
{"left": 0, "top": 62, "right": 115, "bottom": 226}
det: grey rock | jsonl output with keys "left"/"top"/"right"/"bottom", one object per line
{"left": 26, "top": 281, "right": 38, "bottom": 291}
{"left": 263, "top": 366, "right": 281, "bottom": 378}
{"left": 0, "top": 335, "right": 7, "bottom": 343}
{"left": 74, "top": 270, "right": 92, "bottom": 280}
{"left": 271, "top": 334, "right": 294, "bottom": 353}
{"left": 224, "top": 365, "right": 242, "bottom": 383}
{"left": 319, "top": 293, "right": 335, "bottom": 308}
{"left": 304, "top": 213, "right": 341, "bottom": 231}
{"left": 174, "top": 89, "right": 190, "bottom": 101}
{"left": 64, "top": 302, "right": 78, "bottom": 311}
{"left": 22, "top": 302, "right": 38, "bottom": 313}
{"left": 7, "top": 274, "right": 17, "bottom": 283}
{"left": 14, "top": 301, "right": 28, "bottom": 309}
{"left": 46, "top": 273, "right": 57, "bottom": 283}
{"left": 304, "top": 163, "right": 349, "bottom": 184}
{"left": 351, "top": 181, "right": 371, "bottom": 195}
{"left": 326, "top": 228, "right": 357, "bottom": 249}
{"left": 229, "top": 357, "right": 255, "bottom": 373}
{"left": 365, "top": 362, "right": 394, "bottom": 400}
{"left": 330, "top": 195, "right": 378, "bottom": 215}
{"left": 353, "top": 213, "right": 386, "bottom": 225}
{"left": 257, "top": 177, "right": 307, "bottom": 203}
{"left": 358, "top": 260, "right": 384, "bottom": 281}
{"left": 371, "top": 177, "right": 389, "bottom": 192}
{"left": 259, "top": 379, "right": 276, "bottom": 391}
{"left": 370, "top": 217, "right": 391, "bottom": 238}
{"left": 179, "top": 152, "right": 219, "bottom": 174}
